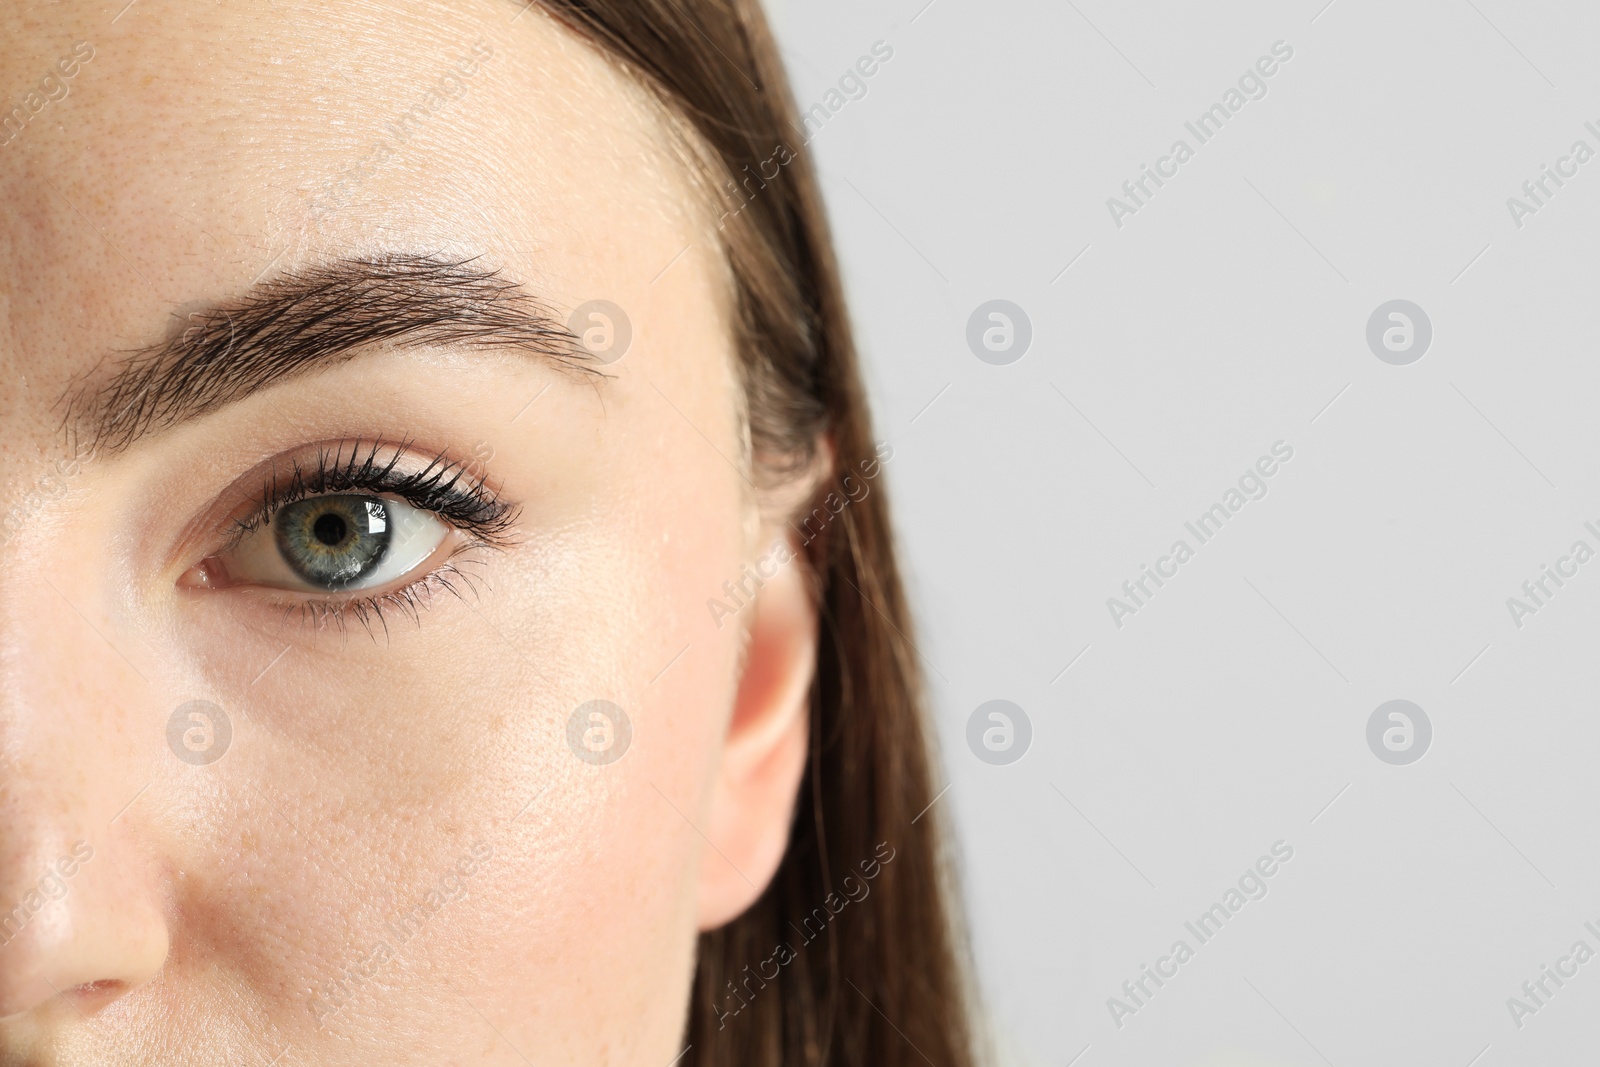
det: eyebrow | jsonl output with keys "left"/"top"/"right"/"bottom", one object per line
{"left": 71, "top": 253, "right": 596, "bottom": 453}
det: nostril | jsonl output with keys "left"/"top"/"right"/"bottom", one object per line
{"left": 0, "top": 840, "right": 170, "bottom": 1022}
{"left": 60, "top": 978, "right": 127, "bottom": 1013}
{"left": 71, "top": 979, "right": 122, "bottom": 994}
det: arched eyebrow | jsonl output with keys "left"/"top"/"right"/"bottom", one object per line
{"left": 70, "top": 253, "right": 597, "bottom": 454}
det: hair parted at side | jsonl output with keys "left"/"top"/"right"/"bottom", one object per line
{"left": 531, "top": 2, "right": 981, "bottom": 1064}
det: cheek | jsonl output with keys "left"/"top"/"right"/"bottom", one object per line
{"left": 457, "top": 435, "right": 746, "bottom": 1040}
{"left": 160, "top": 530, "right": 744, "bottom": 1051}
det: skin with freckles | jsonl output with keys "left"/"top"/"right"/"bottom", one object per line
{"left": 0, "top": 2, "right": 818, "bottom": 1064}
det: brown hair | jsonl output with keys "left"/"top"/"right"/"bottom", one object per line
{"left": 533, "top": 1, "right": 980, "bottom": 1064}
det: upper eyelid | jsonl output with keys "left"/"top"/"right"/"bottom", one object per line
{"left": 223, "top": 439, "right": 517, "bottom": 547}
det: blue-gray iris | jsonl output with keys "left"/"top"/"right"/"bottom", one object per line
{"left": 274, "top": 495, "right": 391, "bottom": 588}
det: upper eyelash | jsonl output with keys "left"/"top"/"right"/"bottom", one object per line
{"left": 231, "top": 438, "right": 519, "bottom": 548}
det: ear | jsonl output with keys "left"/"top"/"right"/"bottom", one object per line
{"left": 696, "top": 535, "right": 816, "bottom": 930}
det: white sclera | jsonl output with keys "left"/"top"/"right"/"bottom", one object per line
{"left": 227, "top": 495, "right": 449, "bottom": 592}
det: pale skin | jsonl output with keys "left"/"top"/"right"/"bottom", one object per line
{"left": 0, "top": 2, "right": 819, "bottom": 1063}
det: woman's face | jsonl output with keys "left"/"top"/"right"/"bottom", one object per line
{"left": 0, "top": 2, "right": 815, "bottom": 1063}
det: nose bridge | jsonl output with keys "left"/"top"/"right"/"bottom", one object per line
{"left": 0, "top": 426, "right": 165, "bottom": 830}
{"left": 0, "top": 519, "right": 137, "bottom": 835}
{"left": 0, "top": 575, "right": 102, "bottom": 844}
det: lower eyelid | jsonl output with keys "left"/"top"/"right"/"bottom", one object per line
{"left": 182, "top": 536, "right": 490, "bottom": 639}
{"left": 249, "top": 555, "right": 488, "bottom": 635}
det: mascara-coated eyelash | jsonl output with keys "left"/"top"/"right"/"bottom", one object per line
{"left": 231, "top": 439, "right": 517, "bottom": 548}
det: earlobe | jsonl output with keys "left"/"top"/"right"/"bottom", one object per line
{"left": 695, "top": 534, "right": 816, "bottom": 930}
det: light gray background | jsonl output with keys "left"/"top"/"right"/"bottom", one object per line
{"left": 764, "top": 1, "right": 1600, "bottom": 1064}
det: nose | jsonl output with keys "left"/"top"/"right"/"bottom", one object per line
{"left": 0, "top": 547, "right": 171, "bottom": 1021}
{"left": 0, "top": 827, "right": 169, "bottom": 1020}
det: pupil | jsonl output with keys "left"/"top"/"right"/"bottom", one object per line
{"left": 312, "top": 512, "right": 348, "bottom": 546}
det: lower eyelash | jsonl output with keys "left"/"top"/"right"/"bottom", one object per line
{"left": 276, "top": 543, "right": 495, "bottom": 640}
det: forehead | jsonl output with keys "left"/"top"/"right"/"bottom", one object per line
{"left": 0, "top": 0, "right": 715, "bottom": 441}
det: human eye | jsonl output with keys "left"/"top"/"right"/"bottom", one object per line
{"left": 230, "top": 492, "right": 448, "bottom": 592}
{"left": 179, "top": 439, "right": 517, "bottom": 630}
